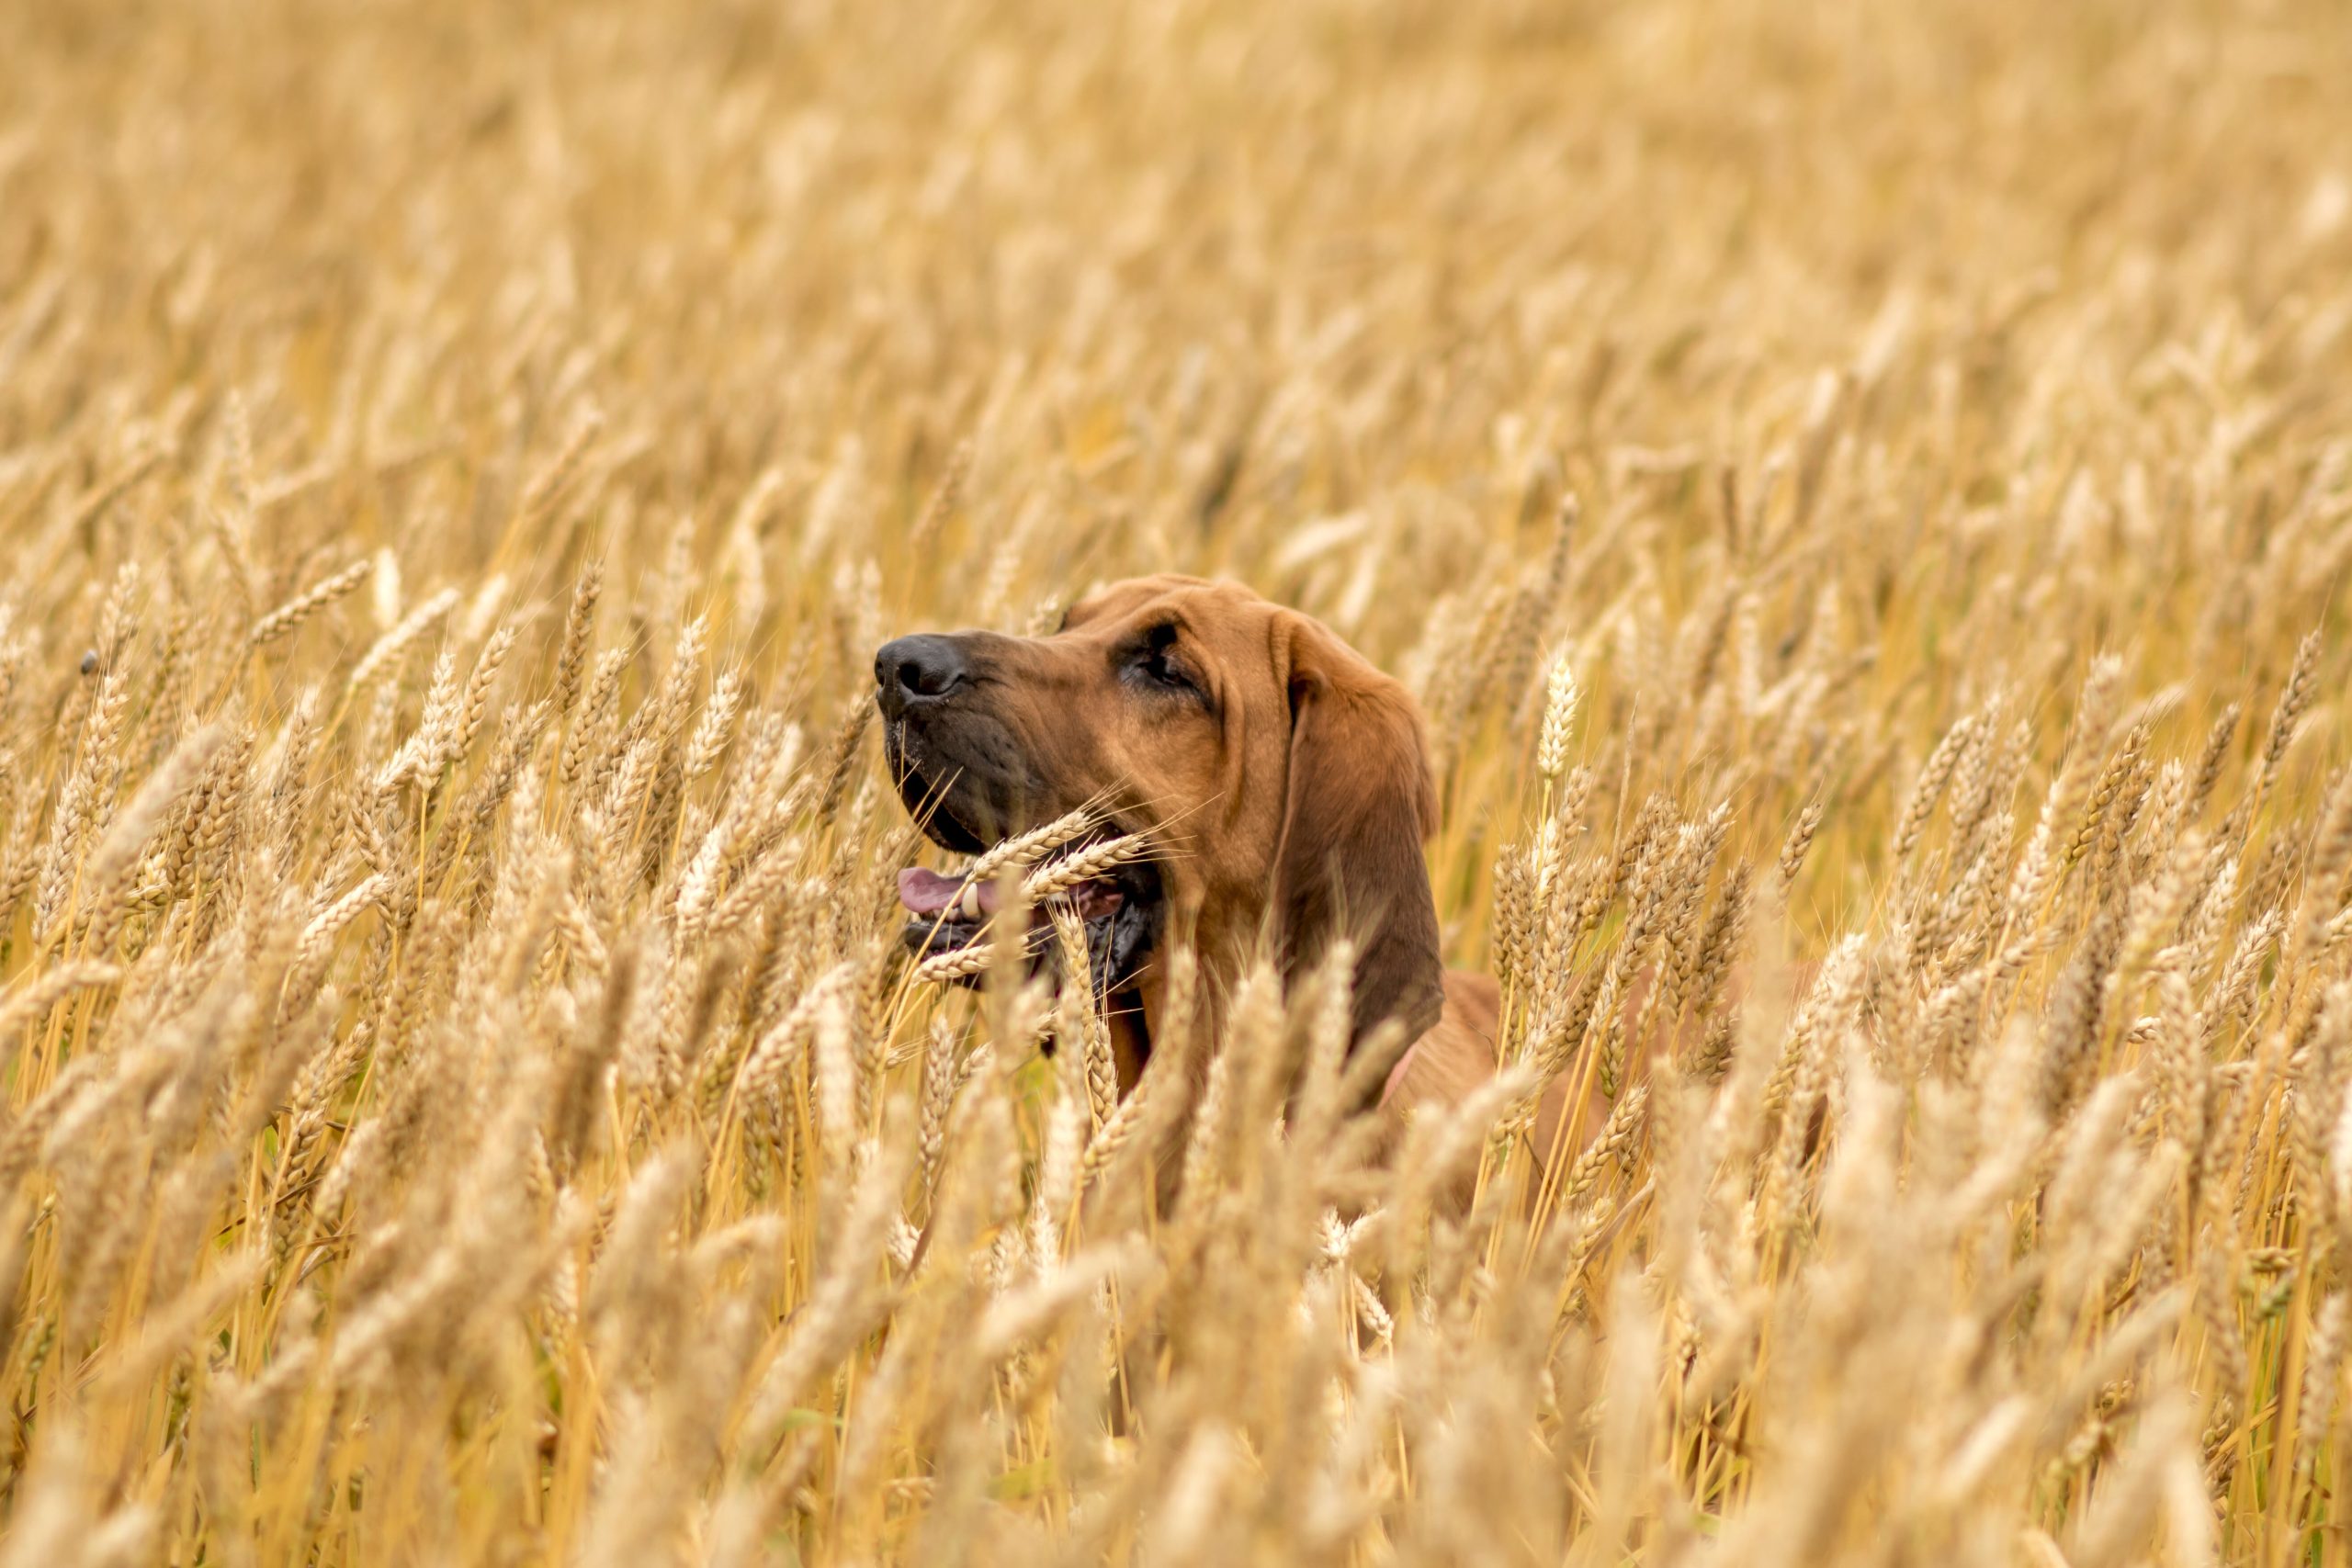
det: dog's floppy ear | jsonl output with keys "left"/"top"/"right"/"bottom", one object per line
{"left": 1271, "top": 610, "right": 1445, "bottom": 1054}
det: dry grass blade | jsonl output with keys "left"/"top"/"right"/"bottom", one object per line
{"left": 1019, "top": 833, "right": 1148, "bottom": 901}
{"left": 249, "top": 561, "right": 371, "bottom": 648}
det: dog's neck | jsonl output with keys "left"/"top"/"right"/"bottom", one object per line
{"left": 1135, "top": 891, "right": 1443, "bottom": 1079}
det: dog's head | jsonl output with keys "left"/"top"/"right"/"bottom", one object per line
{"left": 875, "top": 574, "right": 1444, "bottom": 1057}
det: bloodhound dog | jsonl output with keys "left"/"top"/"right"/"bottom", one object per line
{"left": 874, "top": 573, "right": 1636, "bottom": 1168}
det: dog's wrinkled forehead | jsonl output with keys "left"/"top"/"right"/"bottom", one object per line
{"left": 1058, "top": 575, "right": 1283, "bottom": 670}
{"left": 1062, "top": 573, "right": 1231, "bottom": 623}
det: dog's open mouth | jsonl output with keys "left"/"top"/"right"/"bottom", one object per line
{"left": 895, "top": 827, "right": 1163, "bottom": 995}
{"left": 884, "top": 721, "right": 1163, "bottom": 993}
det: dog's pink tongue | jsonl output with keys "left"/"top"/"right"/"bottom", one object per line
{"left": 898, "top": 867, "right": 964, "bottom": 915}
{"left": 898, "top": 868, "right": 1003, "bottom": 917}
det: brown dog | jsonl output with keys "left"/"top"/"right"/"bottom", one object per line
{"left": 875, "top": 574, "right": 1632, "bottom": 1166}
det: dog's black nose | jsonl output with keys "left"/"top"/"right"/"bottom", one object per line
{"left": 874, "top": 635, "right": 970, "bottom": 718}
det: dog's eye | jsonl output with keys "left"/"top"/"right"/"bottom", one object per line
{"left": 1128, "top": 626, "right": 1194, "bottom": 693}
{"left": 1137, "top": 646, "right": 1190, "bottom": 689}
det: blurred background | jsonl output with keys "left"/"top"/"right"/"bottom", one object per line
{"left": 10, "top": 0, "right": 2349, "bottom": 919}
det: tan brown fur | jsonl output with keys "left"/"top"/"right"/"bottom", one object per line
{"left": 890, "top": 573, "right": 1643, "bottom": 1169}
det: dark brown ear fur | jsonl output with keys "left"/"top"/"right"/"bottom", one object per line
{"left": 1272, "top": 612, "right": 1445, "bottom": 1055}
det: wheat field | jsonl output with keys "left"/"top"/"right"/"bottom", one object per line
{"left": 3, "top": 0, "right": 2351, "bottom": 1562}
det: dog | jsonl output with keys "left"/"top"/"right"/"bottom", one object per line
{"left": 874, "top": 573, "right": 1639, "bottom": 1168}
